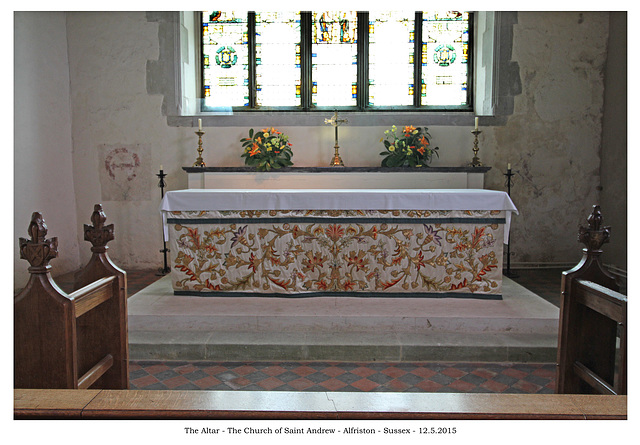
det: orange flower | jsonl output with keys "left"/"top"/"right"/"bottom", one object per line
{"left": 249, "top": 143, "right": 260, "bottom": 157}
{"left": 261, "top": 127, "right": 281, "bottom": 135}
{"left": 419, "top": 135, "right": 429, "bottom": 146}
{"left": 417, "top": 146, "right": 425, "bottom": 155}
{"left": 403, "top": 125, "right": 416, "bottom": 136}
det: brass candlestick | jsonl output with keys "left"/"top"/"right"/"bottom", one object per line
{"left": 325, "top": 111, "right": 347, "bottom": 166}
{"left": 470, "top": 129, "right": 482, "bottom": 167}
{"left": 331, "top": 145, "right": 343, "bottom": 167}
{"left": 194, "top": 130, "right": 206, "bottom": 167}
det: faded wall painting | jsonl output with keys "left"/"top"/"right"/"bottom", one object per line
{"left": 99, "top": 144, "right": 151, "bottom": 201}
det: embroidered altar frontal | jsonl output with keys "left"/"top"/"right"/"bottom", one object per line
{"left": 162, "top": 189, "right": 518, "bottom": 299}
{"left": 167, "top": 209, "right": 508, "bottom": 298}
{"left": 161, "top": 190, "right": 517, "bottom": 299}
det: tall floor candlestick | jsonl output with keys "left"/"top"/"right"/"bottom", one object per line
{"left": 503, "top": 165, "right": 518, "bottom": 278}
{"left": 156, "top": 168, "right": 171, "bottom": 275}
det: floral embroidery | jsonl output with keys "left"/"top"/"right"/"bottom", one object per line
{"left": 423, "top": 224, "right": 442, "bottom": 246}
{"left": 169, "top": 210, "right": 504, "bottom": 295}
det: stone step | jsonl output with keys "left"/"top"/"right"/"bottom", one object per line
{"left": 129, "top": 313, "right": 556, "bottom": 334}
{"left": 129, "top": 330, "right": 557, "bottom": 363}
{"left": 127, "top": 276, "right": 559, "bottom": 362}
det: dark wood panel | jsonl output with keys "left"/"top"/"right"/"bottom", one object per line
{"left": 556, "top": 205, "right": 627, "bottom": 395}
{"left": 15, "top": 205, "right": 128, "bottom": 390}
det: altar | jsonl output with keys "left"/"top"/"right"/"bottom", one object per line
{"left": 161, "top": 188, "right": 518, "bottom": 299}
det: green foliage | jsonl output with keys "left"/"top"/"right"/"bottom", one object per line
{"left": 240, "top": 127, "right": 294, "bottom": 171}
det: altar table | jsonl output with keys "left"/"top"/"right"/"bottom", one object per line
{"left": 161, "top": 189, "right": 518, "bottom": 299}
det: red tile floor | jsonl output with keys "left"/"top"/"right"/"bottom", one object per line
{"left": 129, "top": 360, "right": 557, "bottom": 394}
{"left": 49, "top": 268, "right": 565, "bottom": 394}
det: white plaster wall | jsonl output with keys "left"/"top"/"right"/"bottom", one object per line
{"left": 14, "top": 12, "right": 80, "bottom": 288}
{"left": 66, "top": 12, "right": 178, "bottom": 268}
{"left": 55, "top": 11, "right": 617, "bottom": 272}
{"left": 485, "top": 12, "right": 610, "bottom": 265}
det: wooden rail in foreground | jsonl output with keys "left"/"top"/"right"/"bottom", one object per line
{"left": 14, "top": 389, "right": 626, "bottom": 420}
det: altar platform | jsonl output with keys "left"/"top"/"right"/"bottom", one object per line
{"left": 127, "top": 275, "right": 559, "bottom": 363}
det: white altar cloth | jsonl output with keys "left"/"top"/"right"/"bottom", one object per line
{"left": 161, "top": 189, "right": 518, "bottom": 243}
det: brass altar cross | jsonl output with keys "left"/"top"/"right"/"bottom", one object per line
{"left": 324, "top": 110, "right": 348, "bottom": 166}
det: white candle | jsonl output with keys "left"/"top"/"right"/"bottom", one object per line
{"left": 474, "top": 117, "right": 479, "bottom": 130}
{"left": 507, "top": 163, "right": 511, "bottom": 170}
{"left": 160, "top": 164, "right": 164, "bottom": 171}
{"left": 198, "top": 119, "right": 202, "bottom": 131}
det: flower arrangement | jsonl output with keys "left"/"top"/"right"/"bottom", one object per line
{"left": 379, "top": 125, "right": 439, "bottom": 167}
{"left": 240, "top": 127, "right": 293, "bottom": 171}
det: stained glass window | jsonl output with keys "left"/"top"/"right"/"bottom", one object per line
{"left": 421, "top": 11, "right": 470, "bottom": 106}
{"left": 199, "top": 11, "right": 472, "bottom": 111}
{"left": 202, "top": 11, "right": 249, "bottom": 108}
{"left": 255, "top": 12, "right": 301, "bottom": 107}
{"left": 368, "top": 12, "right": 415, "bottom": 106}
{"left": 312, "top": 11, "right": 358, "bottom": 107}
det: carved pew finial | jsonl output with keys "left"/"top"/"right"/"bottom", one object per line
{"left": 19, "top": 212, "right": 59, "bottom": 271}
{"left": 578, "top": 205, "right": 610, "bottom": 252}
{"left": 84, "top": 204, "right": 114, "bottom": 252}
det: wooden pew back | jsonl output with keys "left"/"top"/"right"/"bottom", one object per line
{"left": 556, "top": 205, "right": 627, "bottom": 394}
{"left": 14, "top": 205, "right": 129, "bottom": 390}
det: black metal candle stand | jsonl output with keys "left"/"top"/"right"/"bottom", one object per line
{"left": 156, "top": 169, "right": 171, "bottom": 276}
{"left": 503, "top": 167, "right": 518, "bottom": 278}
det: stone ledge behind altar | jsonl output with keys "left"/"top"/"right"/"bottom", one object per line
{"left": 183, "top": 167, "right": 492, "bottom": 173}
{"left": 184, "top": 166, "right": 491, "bottom": 190}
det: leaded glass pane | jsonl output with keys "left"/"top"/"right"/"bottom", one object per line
{"left": 368, "top": 12, "right": 414, "bottom": 106}
{"left": 255, "top": 12, "right": 301, "bottom": 107}
{"left": 312, "top": 11, "right": 358, "bottom": 107}
{"left": 202, "top": 11, "right": 249, "bottom": 108}
{"left": 421, "top": 11, "right": 469, "bottom": 106}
